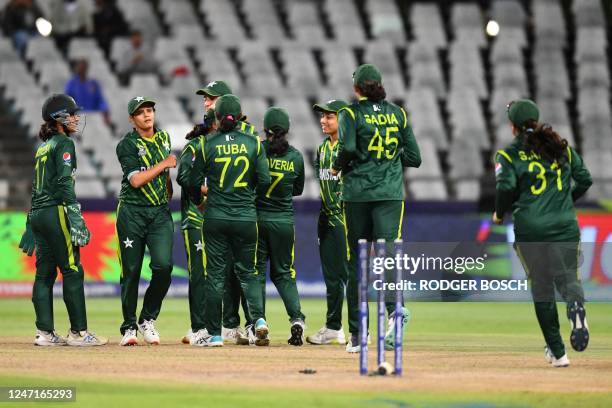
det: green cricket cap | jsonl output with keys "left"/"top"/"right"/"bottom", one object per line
{"left": 263, "top": 107, "right": 290, "bottom": 132}
{"left": 196, "top": 80, "right": 232, "bottom": 97}
{"left": 313, "top": 99, "right": 349, "bottom": 113}
{"left": 215, "top": 94, "right": 241, "bottom": 119}
{"left": 128, "top": 96, "right": 156, "bottom": 115}
{"left": 507, "top": 99, "right": 539, "bottom": 128}
{"left": 353, "top": 64, "right": 382, "bottom": 86}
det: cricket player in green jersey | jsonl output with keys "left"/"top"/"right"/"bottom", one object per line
{"left": 253, "top": 107, "right": 306, "bottom": 346}
{"left": 494, "top": 99, "right": 592, "bottom": 367}
{"left": 116, "top": 96, "right": 177, "bottom": 346}
{"left": 18, "top": 93, "right": 107, "bottom": 347}
{"left": 188, "top": 94, "right": 271, "bottom": 347}
{"left": 192, "top": 80, "right": 254, "bottom": 343}
{"left": 306, "top": 99, "right": 350, "bottom": 346}
{"left": 331, "top": 64, "right": 421, "bottom": 353}
{"left": 176, "top": 109, "right": 216, "bottom": 345}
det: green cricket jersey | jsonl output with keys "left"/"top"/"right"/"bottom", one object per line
{"left": 191, "top": 128, "right": 270, "bottom": 222}
{"left": 116, "top": 128, "right": 172, "bottom": 206}
{"left": 30, "top": 133, "right": 78, "bottom": 209}
{"left": 495, "top": 136, "right": 592, "bottom": 242}
{"left": 332, "top": 98, "right": 421, "bottom": 202}
{"left": 256, "top": 140, "right": 305, "bottom": 222}
{"left": 314, "top": 137, "right": 344, "bottom": 224}
{"left": 177, "top": 136, "right": 204, "bottom": 230}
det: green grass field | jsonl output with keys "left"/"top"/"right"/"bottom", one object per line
{"left": 1, "top": 298, "right": 611, "bottom": 407}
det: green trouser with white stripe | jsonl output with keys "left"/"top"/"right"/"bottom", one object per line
{"left": 117, "top": 203, "right": 173, "bottom": 334}
{"left": 514, "top": 241, "right": 585, "bottom": 359}
{"left": 183, "top": 228, "right": 206, "bottom": 332}
{"left": 344, "top": 200, "right": 405, "bottom": 336}
{"left": 256, "top": 220, "right": 305, "bottom": 323}
{"left": 318, "top": 212, "right": 349, "bottom": 331}
{"left": 30, "top": 205, "right": 87, "bottom": 332}
{"left": 203, "top": 218, "right": 264, "bottom": 336}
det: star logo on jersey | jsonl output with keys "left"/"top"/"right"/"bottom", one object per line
{"left": 162, "top": 141, "right": 170, "bottom": 151}
{"left": 134, "top": 96, "right": 145, "bottom": 102}
{"left": 137, "top": 146, "right": 146, "bottom": 157}
{"left": 123, "top": 237, "right": 134, "bottom": 248}
{"left": 195, "top": 240, "right": 203, "bottom": 252}
{"left": 373, "top": 104, "right": 381, "bottom": 112}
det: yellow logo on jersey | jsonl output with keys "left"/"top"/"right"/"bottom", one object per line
{"left": 364, "top": 113, "right": 399, "bottom": 126}
{"left": 269, "top": 158, "right": 294, "bottom": 172}
{"left": 216, "top": 143, "right": 247, "bottom": 156}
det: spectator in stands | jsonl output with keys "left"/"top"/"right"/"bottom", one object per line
{"left": 0, "top": 0, "right": 43, "bottom": 56}
{"left": 48, "top": 0, "right": 92, "bottom": 52}
{"left": 116, "top": 30, "right": 157, "bottom": 84}
{"left": 93, "top": 0, "right": 128, "bottom": 54}
{"left": 64, "top": 58, "right": 111, "bottom": 125}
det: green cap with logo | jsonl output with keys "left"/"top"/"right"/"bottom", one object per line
{"left": 313, "top": 99, "right": 349, "bottom": 113}
{"left": 196, "top": 80, "right": 232, "bottom": 97}
{"left": 263, "top": 107, "right": 290, "bottom": 132}
{"left": 128, "top": 96, "right": 156, "bottom": 115}
{"left": 214, "top": 94, "right": 241, "bottom": 119}
{"left": 353, "top": 64, "right": 382, "bottom": 86}
{"left": 507, "top": 99, "right": 539, "bottom": 128}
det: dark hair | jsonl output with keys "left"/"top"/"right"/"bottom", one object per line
{"left": 217, "top": 113, "right": 238, "bottom": 132}
{"left": 185, "top": 122, "right": 213, "bottom": 140}
{"left": 266, "top": 128, "right": 289, "bottom": 156}
{"left": 521, "top": 119, "right": 569, "bottom": 164}
{"left": 38, "top": 120, "right": 58, "bottom": 141}
{"left": 355, "top": 80, "right": 386, "bottom": 102}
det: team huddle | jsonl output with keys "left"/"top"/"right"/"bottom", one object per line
{"left": 19, "top": 63, "right": 591, "bottom": 367}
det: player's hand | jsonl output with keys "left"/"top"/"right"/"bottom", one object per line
{"left": 330, "top": 168, "right": 339, "bottom": 177}
{"left": 18, "top": 217, "right": 36, "bottom": 256}
{"left": 164, "top": 154, "right": 177, "bottom": 169}
{"left": 201, "top": 185, "right": 208, "bottom": 195}
{"left": 66, "top": 204, "right": 91, "bottom": 247}
{"left": 492, "top": 212, "right": 503, "bottom": 225}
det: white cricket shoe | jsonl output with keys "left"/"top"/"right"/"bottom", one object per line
{"left": 346, "top": 333, "right": 371, "bottom": 353}
{"left": 288, "top": 320, "right": 305, "bottom": 346}
{"left": 120, "top": 329, "right": 138, "bottom": 346}
{"left": 236, "top": 325, "right": 256, "bottom": 345}
{"left": 544, "top": 345, "right": 570, "bottom": 367}
{"left": 138, "top": 319, "right": 160, "bottom": 345}
{"left": 191, "top": 329, "right": 223, "bottom": 347}
{"left": 222, "top": 326, "right": 245, "bottom": 343}
{"left": 34, "top": 330, "right": 67, "bottom": 346}
{"left": 181, "top": 329, "right": 193, "bottom": 344}
{"left": 66, "top": 330, "right": 108, "bottom": 346}
{"left": 306, "top": 326, "right": 346, "bottom": 345}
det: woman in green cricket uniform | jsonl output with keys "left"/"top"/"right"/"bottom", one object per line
{"left": 254, "top": 107, "right": 306, "bottom": 346}
{"left": 331, "top": 64, "right": 421, "bottom": 353}
{"left": 306, "top": 99, "right": 350, "bottom": 346}
{"left": 188, "top": 94, "right": 271, "bottom": 347}
{"left": 494, "top": 99, "right": 592, "bottom": 367}
{"left": 115, "top": 96, "right": 177, "bottom": 346}
{"left": 19, "top": 93, "right": 107, "bottom": 347}
{"left": 176, "top": 109, "right": 216, "bottom": 345}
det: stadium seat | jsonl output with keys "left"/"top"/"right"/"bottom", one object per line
{"left": 366, "top": 0, "right": 406, "bottom": 44}
{"left": 410, "top": 4, "right": 446, "bottom": 48}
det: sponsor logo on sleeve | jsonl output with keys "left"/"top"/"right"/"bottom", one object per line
{"left": 63, "top": 152, "right": 71, "bottom": 166}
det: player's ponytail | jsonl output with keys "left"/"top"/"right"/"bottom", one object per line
{"left": 38, "top": 120, "right": 57, "bottom": 141}
{"left": 521, "top": 119, "right": 569, "bottom": 164}
{"left": 266, "top": 127, "right": 289, "bottom": 156}
{"left": 355, "top": 80, "right": 386, "bottom": 102}
{"left": 218, "top": 114, "right": 238, "bottom": 132}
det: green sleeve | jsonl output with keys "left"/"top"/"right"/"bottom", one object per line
{"left": 55, "top": 139, "right": 77, "bottom": 205}
{"left": 177, "top": 142, "right": 196, "bottom": 188}
{"left": 494, "top": 150, "right": 517, "bottom": 216}
{"left": 399, "top": 108, "right": 421, "bottom": 168}
{"left": 568, "top": 147, "right": 592, "bottom": 201}
{"left": 293, "top": 152, "right": 305, "bottom": 196}
{"left": 255, "top": 138, "right": 271, "bottom": 188}
{"left": 314, "top": 145, "right": 320, "bottom": 181}
{"left": 333, "top": 108, "right": 357, "bottom": 172}
{"left": 116, "top": 138, "right": 140, "bottom": 181}
{"left": 188, "top": 137, "right": 206, "bottom": 204}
